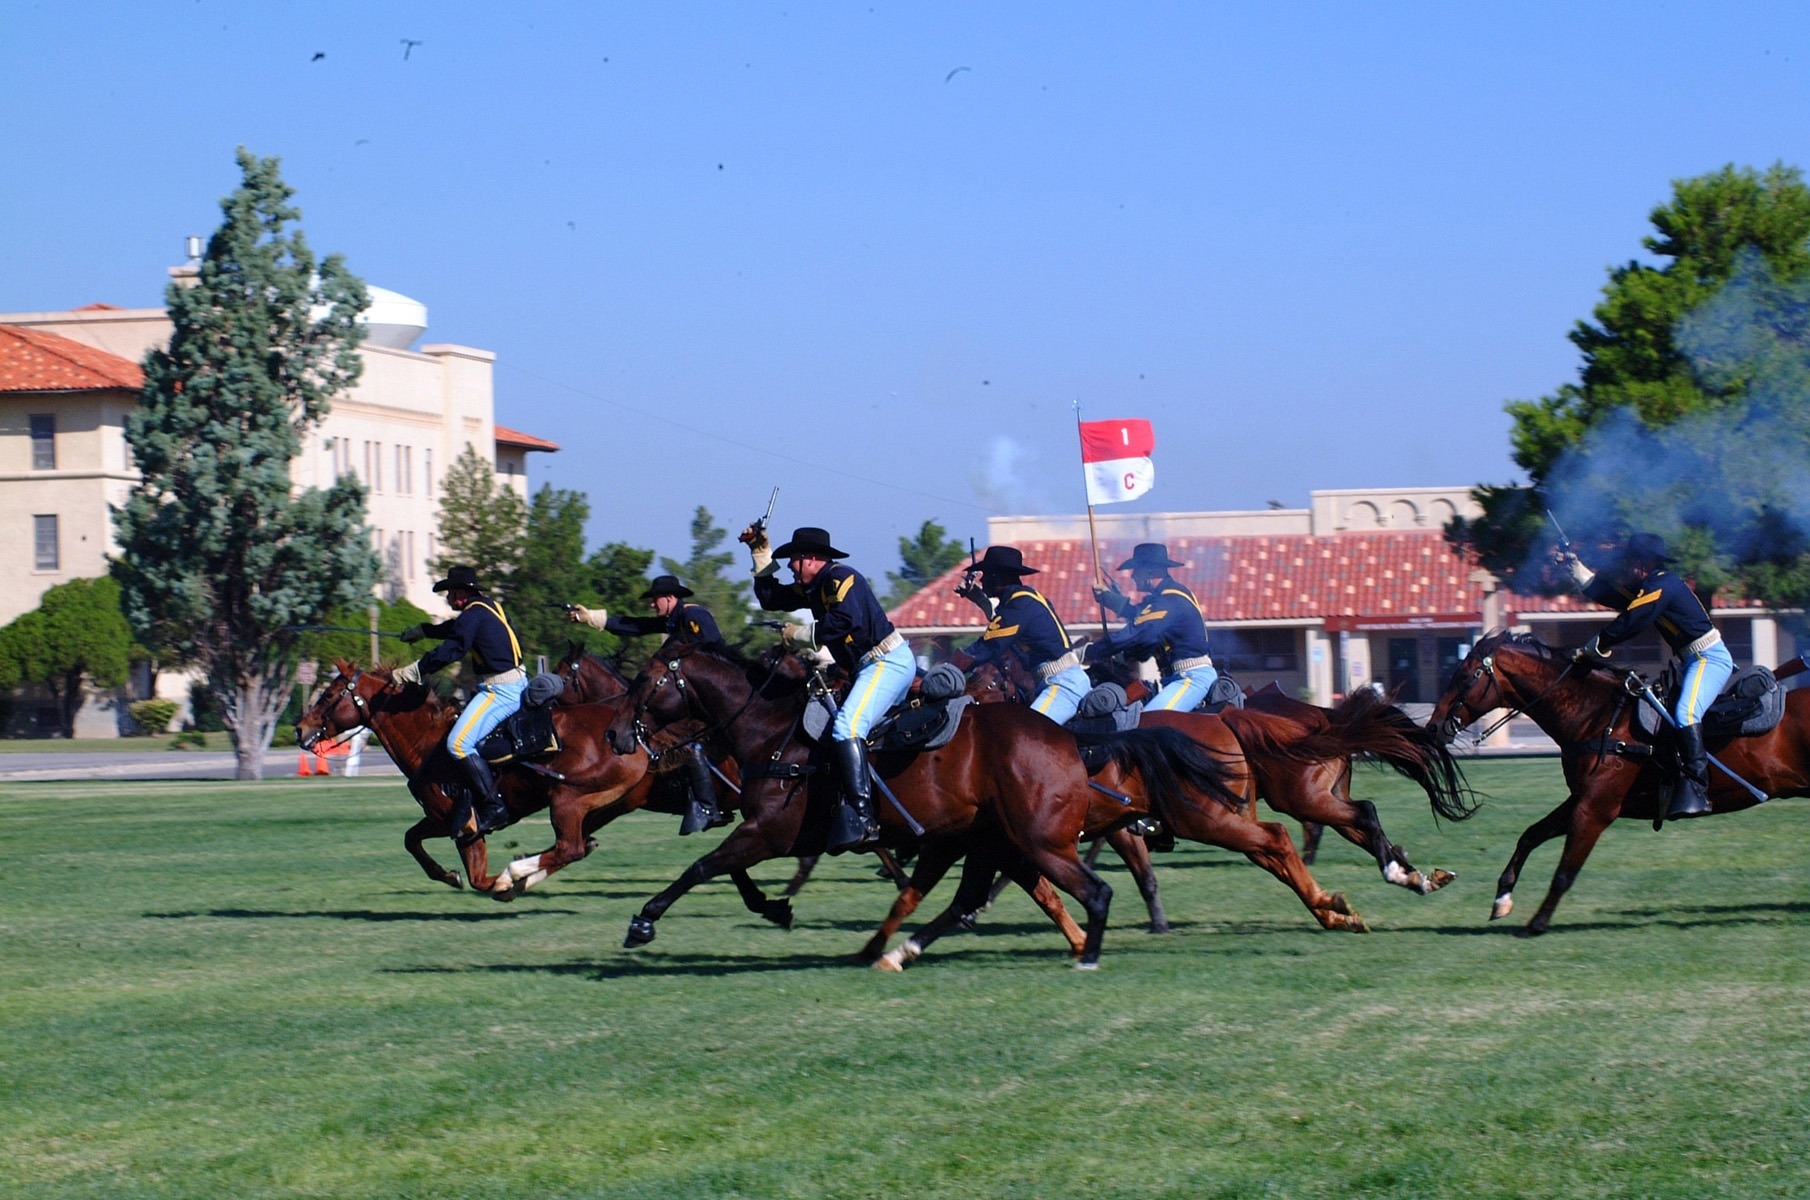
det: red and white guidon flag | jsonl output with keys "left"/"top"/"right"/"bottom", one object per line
{"left": 1078, "top": 418, "right": 1155, "bottom": 506}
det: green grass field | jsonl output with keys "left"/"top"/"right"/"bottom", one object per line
{"left": 3, "top": 759, "right": 1806, "bottom": 1198}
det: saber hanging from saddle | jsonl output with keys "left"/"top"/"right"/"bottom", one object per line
{"left": 1628, "top": 677, "right": 1769, "bottom": 804}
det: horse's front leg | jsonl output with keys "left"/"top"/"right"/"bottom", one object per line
{"left": 864, "top": 838, "right": 964, "bottom": 964}
{"left": 728, "top": 868, "right": 795, "bottom": 930}
{"left": 1103, "top": 826, "right": 1169, "bottom": 933}
{"left": 1519, "top": 787, "right": 1623, "bottom": 937}
{"left": 624, "top": 817, "right": 795, "bottom": 948}
{"left": 403, "top": 817, "right": 463, "bottom": 889}
{"left": 1491, "top": 795, "right": 1580, "bottom": 921}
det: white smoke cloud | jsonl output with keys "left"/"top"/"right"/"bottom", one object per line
{"left": 971, "top": 435, "right": 1051, "bottom": 514}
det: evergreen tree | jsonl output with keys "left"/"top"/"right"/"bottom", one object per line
{"left": 431, "top": 444, "right": 527, "bottom": 586}
{"left": 884, "top": 519, "right": 967, "bottom": 607}
{"left": 0, "top": 577, "right": 137, "bottom": 738}
{"left": 660, "top": 507, "right": 763, "bottom": 647}
{"left": 507, "top": 485, "right": 596, "bottom": 663}
{"left": 577, "top": 541, "right": 660, "bottom": 660}
{"left": 113, "top": 149, "right": 378, "bottom": 779}
{"left": 1450, "top": 162, "right": 1810, "bottom": 593}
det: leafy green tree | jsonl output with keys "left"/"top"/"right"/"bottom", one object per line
{"left": 507, "top": 485, "right": 597, "bottom": 663}
{"left": 293, "top": 597, "right": 434, "bottom": 670}
{"left": 1449, "top": 163, "right": 1810, "bottom": 594}
{"left": 660, "top": 507, "right": 764, "bottom": 647}
{"left": 884, "top": 519, "right": 967, "bottom": 607}
{"left": 575, "top": 542, "right": 660, "bottom": 661}
{"left": 113, "top": 149, "right": 378, "bottom": 779}
{"left": 0, "top": 577, "right": 137, "bottom": 738}
{"left": 431, "top": 444, "right": 527, "bottom": 586}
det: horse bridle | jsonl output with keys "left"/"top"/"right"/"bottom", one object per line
{"left": 1442, "top": 652, "right": 1576, "bottom": 744}
{"left": 300, "top": 668, "right": 371, "bottom": 752}
{"left": 619, "top": 648, "right": 785, "bottom": 761}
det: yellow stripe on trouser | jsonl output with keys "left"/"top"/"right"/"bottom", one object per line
{"left": 842, "top": 666, "right": 889, "bottom": 732}
{"left": 448, "top": 691, "right": 496, "bottom": 759}
{"left": 1032, "top": 687, "right": 1061, "bottom": 714}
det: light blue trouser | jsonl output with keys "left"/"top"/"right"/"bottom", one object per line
{"left": 834, "top": 642, "right": 917, "bottom": 740}
{"left": 1029, "top": 664, "right": 1092, "bottom": 727}
{"left": 1149, "top": 663, "right": 1219, "bottom": 713}
{"left": 448, "top": 678, "right": 528, "bottom": 758}
{"left": 1674, "top": 640, "right": 1736, "bottom": 727}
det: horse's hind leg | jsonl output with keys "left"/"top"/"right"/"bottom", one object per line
{"left": 1165, "top": 799, "right": 1366, "bottom": 932}
{"left": 498, "top": 788, "right": 607, "bottom": 896}
{"left": 404, "top": 817, "right": 462, "bottom": 889}
{"left": 783, "top": 855, "right": 820, "bottom": 897}
{"left": 1492, "top": 796, "right": 1579, "bottom": 922}
{"left": 1299, "top": 820, "right": 1324, "bottom": 864}
{"left": 1017, "top": 844, "right": 1113, "bottom": 968}
{"left": 862, "top": 839, "right": 963, "bottom": 963}
{"left": 1104, "top": 827, "right": 1169, "bottom": 933}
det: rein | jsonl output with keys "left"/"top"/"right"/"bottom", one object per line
{"left": 1451, "top": 652, "right": 1576, "bottom": 742}
{"left": 625, "top": 648, "right": 786, "bottom": 762}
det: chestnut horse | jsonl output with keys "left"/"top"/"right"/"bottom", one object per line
{"left": 1428, "top": 630, "right": 1809, "bottom": 935}
{"left": 607, "top": 640, "right": 1251, "bottom": 967}
{"left": 295, "top": 663, "right": 793, "bottom": 927}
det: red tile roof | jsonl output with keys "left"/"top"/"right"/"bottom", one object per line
{"left": 0, "top": 324, "right": 142, "bottom": 393}
{"left": 886, "top": 532, "right": 1666, "bottom": 633}
{"left": 73, "top": 302, "right": 122, "bottom": 311}
{"left": 494, "top": 423, "right": 559, "bottom": 452}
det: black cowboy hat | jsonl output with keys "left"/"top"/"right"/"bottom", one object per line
{"left": 639, "top": 574, "right": 695, "bottom": 601}
{"left": 432, "top": 564, "right": 481, "bottom": 593}
{"left": 771, "top": 526, "right": 848, "bottom": 560}
{"left": 1116, "top": 542, "right": 1184, "bottom": 572}
{"left": 971, "top": 545, "right": 1039, "bottom": 576}
{"left": 1625, "top": 532, "right": 1678, "bottom": 565}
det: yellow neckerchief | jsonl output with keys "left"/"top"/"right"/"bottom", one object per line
{"left": 466, "top": 598, "right": 522, "bottom": 666}
{"left": 982, "top": 586, "right": 1072, "bottom": 650}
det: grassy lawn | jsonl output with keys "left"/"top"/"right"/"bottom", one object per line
{"left": 1, "top": 759, "right": 1805, "bottom": 1198}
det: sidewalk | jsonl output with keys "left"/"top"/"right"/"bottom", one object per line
{"left": 0, "top": 746, "right": 401, "bottom": 782}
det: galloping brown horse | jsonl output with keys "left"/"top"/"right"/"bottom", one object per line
{"left": 295, "top": 663, "right": 795, "bottom": 926}
{"left": 1428, "top": 630, "right": 1810, "bottom": 935}
{"left": 607, "top": 640, "right": 1251, "bottom": 967}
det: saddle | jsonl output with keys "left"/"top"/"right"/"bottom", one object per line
{"left": 1196, "top": 672, "right": 1244, "bottom": 714}
{"left": 867, "top": 695, "right": 973, "bottom": 753}
{"left": 474, "top": 672, "right": 566, "bottom": 764}
{"left": 1633, "top": 664, "right": 1784, "bottom": 741}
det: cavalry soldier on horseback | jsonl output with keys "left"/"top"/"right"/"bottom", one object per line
{"left": 1083, "top": 542, "right": 1218, "bottom": 711}
{"left": 742, "top": 523, "right": 913, "bottom": 854}
{"left": 949, "top": 545, "right": 1092, "bottom": 726}
{"left": 567, "top": 576, "right": 730, "bottom": 835}
{"left": 392, "top": 565, "right": 522, "bottom": 840}
{"left": 1563, "top": 531, "right": 1734, "bottom": 819}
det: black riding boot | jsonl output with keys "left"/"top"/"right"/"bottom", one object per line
{"left": 459, "top": 753, "right": 511, "bottom": 838}
{"left": 1667, "top": 723, "right": 1712, "bottom": 820}
{"left": 828, "top": 738, "right": 880, "bottom": 855}
{"left": 679, "top": 744, "right": 727, "bottom": 835}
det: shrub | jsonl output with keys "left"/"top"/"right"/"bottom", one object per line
{"left": 128, "top": 698, "right": 178, "bottom": 735}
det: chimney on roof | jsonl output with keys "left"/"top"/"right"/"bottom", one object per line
{"left": 169, "top": 235, "right": 203, "bottom": 289}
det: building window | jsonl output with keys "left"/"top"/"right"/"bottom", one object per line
{"left": 397, "top": 445, "right": 410, "bottom": 494}
{"left": 33, "top": 514, "right": 58, "bottom": 571}
{"left": 405, "top": 530, "right": 416, "bottom": 579}
{"left": 30, "top": 414, "right": 55, "bottom": 470}
{"left": 424, "top": 448, "right": 434, "bottom": 496}
{"left": 373, "top": 442, "right": 383, "bottom": 492}
{"left": 1212, "top": 628, "right": 1300, "bottom": 674}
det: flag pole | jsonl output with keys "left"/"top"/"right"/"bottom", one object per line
{"left": 1074, "top": 401, "right": 1112, "bottom": 637}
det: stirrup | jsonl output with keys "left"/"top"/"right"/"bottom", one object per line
{"left": 679, "top": 798, "right": 722, "bottom": 836}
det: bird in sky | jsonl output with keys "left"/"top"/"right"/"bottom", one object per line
{"left": 311, "top": 52, "right": 325, "bottom": 62}
{"left": 401, "top": 38, "right": 423, "bottom": 61}
{"left": 944, "top": 66, "right": 970, "bottom": 83}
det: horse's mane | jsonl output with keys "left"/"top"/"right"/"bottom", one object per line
{"left": 665, "top": 639, "right": 811, "bottom": 697}
{"left": 1473, "top": 628, "right": 1561, "bottom": 662}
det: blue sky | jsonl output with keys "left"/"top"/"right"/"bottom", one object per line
{"left": 5, "top": 2, "right": 1809, "bottom": 574}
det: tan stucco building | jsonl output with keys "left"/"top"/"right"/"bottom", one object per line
{"left": 0, "top": 271, "right": 555, "bottom": 734}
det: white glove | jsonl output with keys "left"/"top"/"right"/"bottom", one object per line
{"left": 1567, "top": 554, "right": 1594, "bottom": 588}
{"left": 568, "top": 605, "right": 608, "bottom": 630}
{"left": 391, "top": 660, "right": 423, "bottom": 687}
{"left": 1573, "top": 636, "right": 1609, "bottom": 664}
{"left": 751, "top": 546, "right": 778, "bottom": 577}
{"left": 781, "top": 621, "right": 818, "bottom": 650}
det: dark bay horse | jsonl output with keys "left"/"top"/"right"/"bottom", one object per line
{"left": 1428, "top": 630, "right": 1810, "bottom": 935}
{"left": 607, "top": 640, "right": 1249, "bottom": 967}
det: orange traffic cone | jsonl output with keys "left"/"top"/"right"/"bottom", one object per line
{"left": 298, "top": 752, "right": 315, "bottom": 776}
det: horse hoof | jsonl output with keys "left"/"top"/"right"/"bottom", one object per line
{"left": 872, "top": 954, "right": 905, "bottom": 972}
{"left": 1422, "top": 869, "right": 1457, "bottom": 894}
{"left": 1074, "top": 960, "right": 1100, "bottom": 971}
{"left": 1148, "top": 922, "right": 1172, "bottom": 935}
{"left": 1328, "top": 892, "right": 1353, "bottom": 915}
{"left": 762, "top": 902, "right": 795, "bottom": 931}
{"left": 1490, "top": 895, "right": 1514, "bottom": 920}
{"left": 1513, "top": 922, "right": 1546, "bottom": 939}
{"left": 488, "top": 882, "right": 515, "bottom": 903}
{"left": 441, "top": 874, "right": 464, "bottom": 891}
{"left": 624, "top": 915, "right": 657, "bottom": 948}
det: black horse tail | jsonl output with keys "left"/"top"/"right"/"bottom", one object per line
{"left": 1228, "top": 691, "right": 1479, "bottom": 823}
{"left": 1076, "top": 726, "right": 1245, "bottom": 813}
